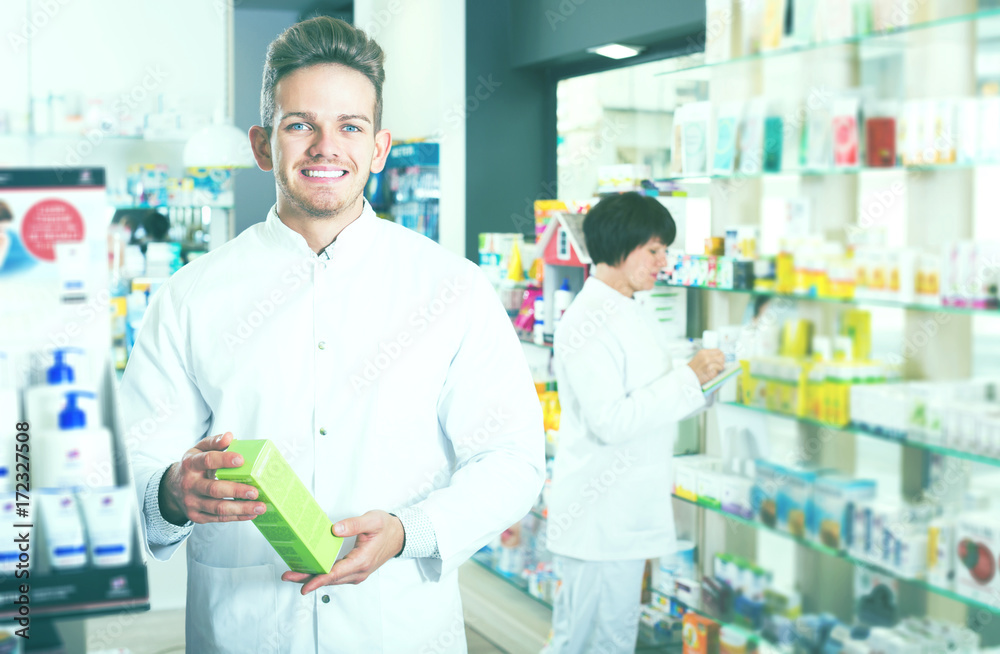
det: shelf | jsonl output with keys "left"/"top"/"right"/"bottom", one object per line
{"left": 0, "top": 561, "right": 150, "bottom": 621}
{"left": 519, "top": 336, "right": 553, "bottom": 349}
{"left": 723, "top": 402, "right": 1000, "bottom": 468}
{"left": 661, "top": 594, "right": 763, "bottom": 646}
{"left": 1, "top": 133, "right": 188, "bottom": 143}
{"left": 470, "top": 550, "right": 680, "bottom": 652}
{"left": 658, "top": 161, "right": 1000, "bottom": 183}
{"left": 673, "top": 494, "right": 1000, "bottom": 615}
{"left": 654, "top": 8, "right": 1000, "bottom": 81}
{"left": 470, "top": 549, "right": 551, "bottom": 609}
{"left": 656, "top": 282, "right": 1000, "bottom": 316}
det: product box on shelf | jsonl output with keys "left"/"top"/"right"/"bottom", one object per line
{"left": 954, "top": 511, "right": 1000, "bottom": 604}
{"left": 927, "top": 517, "right": 956, "bottom": 591}
{"left": 779, "top": 466, "right": 826, "bottom": 538}
{"left": 721, "top": 475, "right": 755, "bottom": 520}
{"left": 673, "top": 455, "right": 721, "bottom": 502}
{"left": 812, "top": 476, "right": 877, "bottom": 550}
{"left": 751, "top": 459, "right": 786, "bottom": 528}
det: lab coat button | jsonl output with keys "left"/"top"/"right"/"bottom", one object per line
{"left": 321, "top": 595, "right": 330, "bottom": 604}
{"left": 318, "top": 341, "right": 326, "bottom": 350}
{"left": 319, "top": 427, "right": 327, "bottom": 436}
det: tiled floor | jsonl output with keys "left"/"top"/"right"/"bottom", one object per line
{"left": 64, "top": 560, "right": 551, "bottom": 653}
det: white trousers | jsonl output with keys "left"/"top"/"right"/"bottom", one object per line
{"left": 543, "top": 555, "right": 646, "bottom": 654}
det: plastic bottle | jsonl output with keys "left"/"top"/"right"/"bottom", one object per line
{"left": 24, "top": 348, "right": 98, "bottom": 433}
{"left": 35, "top": 391, "right": 114, "bottom": 490}
{"left": 554, "top": 279, "right": 574, "bottom": 327}
{"left": 533, "top": 297, "right": 546, "bottom": 345}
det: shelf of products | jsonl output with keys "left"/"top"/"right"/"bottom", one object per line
{"left": 655, "top": 8, "right": 1000, "bottom": 81}
{"left": 470, "top": 549, "right": 551, "bottom": 609}
{"left": 657, "top": 160, "right": 1000, "bottom": 183}
{"left": 656, "top": 282, "right": 1000, "bottom": 316}
{"left": 723, "top": 402, "right": 1000, "bottom": 468}
{"left": 673, "top": 494, "right": 1000, "bottom": 616}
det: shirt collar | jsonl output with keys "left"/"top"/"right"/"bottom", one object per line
{"left": 262, "top": 198, "right": 379, "bottom": 262}
{"left": 585, "top": 275, "right": 634, "bottom": 305}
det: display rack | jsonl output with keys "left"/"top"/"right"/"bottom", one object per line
{"left": 722, "top": 401, "right": 1000, "bottom": 468}
{"left": 673, "top": 493, "right": 1000, "bottom": 616}
{"left": 653, "top": 7, "right": 1000, "bottom": 81}
{"left": 657, "top": 282, "right": 1000, "bottom": 316}
{"left": 654, "top": 0, "right": 1000, "bottom": 645}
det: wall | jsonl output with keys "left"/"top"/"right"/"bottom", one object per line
{"left": 464, "top": 1, "right": 550, "bottom": 260}
{"left": 355, "top": 0, "right": 467, "bottom": 257}
{"left": 233, "top": 8, "right": 300, "bottom": 235}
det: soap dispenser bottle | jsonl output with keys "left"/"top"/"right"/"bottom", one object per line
{"left": 24, "top": 347, "right": 98, "bottom": 432}
{"left": 36, "top": 390, "right": 114, "bottom": 490}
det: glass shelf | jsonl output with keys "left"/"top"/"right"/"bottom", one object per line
{"left": 470, "top": 550, "right": 680, "bottom": 652}
{"left": 1, "top": 133, "right": 188, "bottom": 143}
{"left": 470, "top": 549, "right": 552, "bottom": 609}
{"left": 656, "top": 282, "right": 1000, "bottom": 317}
{"left": 654, "top": 8, "right": 1000, "bottom": 81}
{"left": 673, "top": 494, "right": 1000, "bottom": 616}
{"left": 660, "top": 593, "right": 764, "bottom": 646}
{"left": 657, "top": 160, "right": 998, "bottom": 183}
{"left": 722, "top": 402, "right": 1000, "bottom": 468}
{"left": 519, "top": 336, "right": 553, "bottom": 349}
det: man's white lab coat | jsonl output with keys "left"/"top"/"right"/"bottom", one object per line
{"left": 121, "top": 203, "right": 545, "bottom": 653}
{"left": 546, "top": 277, "right": 705, "bottom": 561}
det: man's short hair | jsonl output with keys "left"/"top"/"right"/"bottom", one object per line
{"left": 0, "top": 201, "right": 12, "bottom": 223}
{"left": 260, "top": 16, "right": 385, "bottom": 132}
{"left": 583, "top": 192, "right": 677, "bottom": 266}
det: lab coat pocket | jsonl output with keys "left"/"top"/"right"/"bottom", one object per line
{"left": 187, "top": 560, "right": 279, "bottom": 653}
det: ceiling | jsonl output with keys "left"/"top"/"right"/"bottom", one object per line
{"left": 234, "top": 0, "right": 351, "bottom": 17}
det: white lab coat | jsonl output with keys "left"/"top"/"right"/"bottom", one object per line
{"left": 545, "top": 277, "right": 706, "bottom": 561}
{"left": 120, "top": 203, "right": 545, "bottom": 654}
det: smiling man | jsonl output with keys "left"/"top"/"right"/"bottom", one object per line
{"left": 121, "top": 17, "right": 544, "bottom": 653}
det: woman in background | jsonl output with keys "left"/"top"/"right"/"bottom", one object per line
{"left": 544, "top": 192, "right": 724, "bottom": 654}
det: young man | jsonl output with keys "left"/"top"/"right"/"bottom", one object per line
{"left": 544, "top": 192, "right": 724, "bottom": 653}
{"left": 121, "top": 17, "right": 544, "bottom": 653}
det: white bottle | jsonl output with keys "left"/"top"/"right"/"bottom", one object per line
{"left": 35, "top": 391, "right": 114, "bottom": 490}
{"left": 554, "top": 279, "right": 575, "bottom": 328}
{"left": 533, "top": 297, "right": 546, "bottom": 345}
{"left": 24, "top": 348, "right": 99, "bottom": 433}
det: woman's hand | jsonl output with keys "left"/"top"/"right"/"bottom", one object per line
{"left": 687, "top": 349, "right": 726, "bottom": 385}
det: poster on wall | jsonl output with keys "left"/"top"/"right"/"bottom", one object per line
{"left": 0, "top": 167, "right": 109, "bottom": 349}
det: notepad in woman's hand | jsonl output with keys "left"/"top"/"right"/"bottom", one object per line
{"left": 700, "top": 363, "right": 742, "bottom": 394}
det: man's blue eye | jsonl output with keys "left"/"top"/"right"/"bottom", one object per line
{"left": 343, "top": 125, "right": 360, "bottom": 132}
{"left": 289, "top": 123, "right": 309, "bottom": 130}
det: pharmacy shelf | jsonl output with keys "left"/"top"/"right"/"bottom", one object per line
{"left": 659, "top": 593, "right": 764, "bottom": 646}
{"left": 656, "top": 282, "right": 1000, "bottom": 316}
{"left": 1, "top": 132, "right": 188, "bottom": 142}
{"left": 658, "top": 160, "right": 1000, "bottom": 183}
{"left": 0, "top": 561, "right": 150, "bottom": 622}
{"left": 673, "top": 494, "right": 1000, "bottom": 616}
{"left": 470, "top": 550, "right": 679, "bottom": 652}
{"left": 519, "top": 336, "right": 553, "bottom": 349}
{"left": 654, "top": 8, "right": 1000, "bottom": 81}
{"left": 470, "top": 549, "right": 550, "bottom": 609}
{"left": 723, "top": 401, "right": 1000, "bottom": 468}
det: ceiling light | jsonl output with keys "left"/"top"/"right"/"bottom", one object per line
{"left": 586, "top": 44, "right": 643, "bottom": 60}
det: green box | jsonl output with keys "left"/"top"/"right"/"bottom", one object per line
{"left": 216, "top": 439, "right": 343, "bottom": 574}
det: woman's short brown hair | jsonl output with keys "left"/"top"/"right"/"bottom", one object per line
{"left": 260, "top": 16, "right": 385, "bottom": 132}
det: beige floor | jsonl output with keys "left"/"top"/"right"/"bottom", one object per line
{"left": 63, "top": 561, "right": 552, "bottom": 653}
